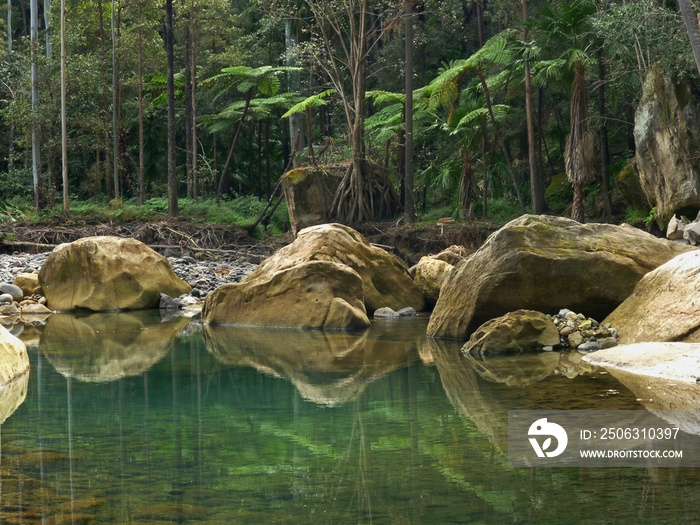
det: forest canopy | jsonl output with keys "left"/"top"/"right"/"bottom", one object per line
{"left": 0, "top": 0, "right": 698, "bottom": 227}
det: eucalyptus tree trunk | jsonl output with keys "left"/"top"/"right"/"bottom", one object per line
{"left": 284, "top": 19, "right": 304, "bottom": 166}
{"left": 522, "top": 0, "right": 542, "bottom": 214}
{"left": 44, "top": 0, "right": 51, "bottom": 57}
{"left": 60, "top": 0, "right": 68, "bottom": 214}
{"left": 111, "top": 0, "right": 120, "bottom": 200}
{"left": 30, "top": 0, "right": 42, "bottom": 210}
{"left": 183, "top": 0, "right": 193, "bottom": 199}
{"left": 6, "top": 0, "right": 11, "bottom": 52}
{"left": 403, "top": 0, "right": 416, "bottom": 223}
{"left": 98, "top": 0, "right": 113, "bottom": 198}
{"left": 165, "top": 0, "right": 178, "bottom": 216}
{"left": 137, "top": 0, "right": 145, "bottom": 204}
{"left": 190, "top": 0, "right": 198, "bottom": 200}
{"left": 679, "top": 0, "right": 700, "bottom": 77}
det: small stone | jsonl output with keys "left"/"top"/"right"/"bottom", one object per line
{"left": 610, "top": 328, "right": 618, "bottom": 338}
{"left": 604, "top": 323, "right": 612, "bottom": 329}
{"left": 19, "top": 299, "right": 36, "bottom": 307}
{"left": 374, "top": 307, "right": 399, "bottom": 318}
{"left": 542, "top": 346, "right": 554, "bottom": 352}
{"left": 577, "top": 340, "right": 602, "bottom": 353}
{"left": 38, "top": 297, "right": 47, "bottom": 305}
{"left": 565, "top": 311, "right": 577, "bottom": 321}
{"left": 576, "top": 313, "right": 586, "bottom": 321}
{"left": 599, "top": 337, "right": 618, "bottom": 349}
{"left": 159, "top": 294, "right": 180, "bottom": 311}
{"left": 21, "top": 303, "right": 51, "bottom": 314}
{"left": 578, "top": 319, "right": 592, "bottom": 330}
{"left": 558, "top": 308, "right": 572, "bottom": 317}
{"left": 0, "top": 293, "right": 13, "bottom": 305}
{"left": 397, "top": 307, "right": 417, "bottom": 317}
{"left": 568, "top": 332, "right": 584, "bottom": 348}
{"left": 559, "top": 326, "right": 574, "bottom": 337}
{"left": 0, "top": 283, "right": 23, "bottom": 301}
{"left": 0, "top": 304, "right": 20, "bottom": 316}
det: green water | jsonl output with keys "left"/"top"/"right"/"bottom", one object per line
{"left": 1, "top": 312, "right": 699, "bottom": 524}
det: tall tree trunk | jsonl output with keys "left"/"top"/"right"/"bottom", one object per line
{"left": 183, "top": 0, "right": 193, "bottom": 199}
{"left": 522, "top": 0, "right": 542, "bottom": 214}
{"left": 476, "top": 68, "right": 526, "bottom": 213}
{"left": 137, "top": 0, "right": 145, "bottom": 204}
{"left": 30, "top": 0, "right": 42, "bottom": 210}
{"left": 165, "top": 0, "right": 178, "bottom": 216}
{"left": 60, "top": 0, "right": 68, "bottom": 214}
{"left": 111, "top": 0, "right": 120, "bottom": 200}
{"left": 475, "top": 0, "right": 484, "bottom": 48}
{"left": 98, "top": 0, "right": 113, "bottom": 199}
{"left": 190, "top": 1, "right": 198, "bottom": 200}
{"left": 598, "top": 51, "right": 612, "bottom": 217}
{"left": 215, "top": 92, "right": 252, "bottom": 203}
{"left": 6, "top": 0, "right": 11, "bottom": 51}
{"left": 679, "top": 0, "right": 700, "bottom": 77}
{"left": 403, "top": 0, "right": 416, "bottom": 223}
{"left": 44, "top": 0, "right": 50, "bottom": 57}
{"left": 285, "top": 19, "right": 304, "bottom": 167}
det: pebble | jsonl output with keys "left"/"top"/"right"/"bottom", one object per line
{"left": 547, "top": 309, "right": 619, "bottom": 352}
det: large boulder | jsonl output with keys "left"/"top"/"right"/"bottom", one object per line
{"left": 413, "top": 256, "right": 453, "bottom": 306}
{"left": 281, "top": 166, "right": 341, "bottom": 236}
{"left": 246, "top": 223, "right": 424, "bottom": 313}
{"left": 427, "top": 214, "right": 693, "bottom": 340}
{"left": 0, "top": 325, "right": 30, "bottom": 384}
{"left": 38, "top": 236, "right": 191, "bottom": 311}
{"left": 463, "top": 310, "right": 560, "bottom": 357}
{"left": 202, "top": 260, "right": 371, "bottom": 330}
{"left": 634, "top": 63, "right": 700, "bottom": 228}
{"left": 603, "top": 250, "right": 700, "bottom": 343}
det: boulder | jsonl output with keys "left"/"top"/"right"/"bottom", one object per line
{"left": 427, "top": 214, "right": 693, "bottom": 340}
{"left": 634, "top": 63, "right": 700, "bottom": 228}
{"left": 243, "top": 223, "right": 425, "bottom": 313}
{"left": 603, "top": 250, "right": 700, "bottom": 343}
{"left": 463, "top": 310, "right": 560, "bottom": 357}
{"left": 0, "top": 283, "right": 23, "bottom": 302}
{"left": 413, "top": 256, "right": 453, "bottom": 306}
{"left": 12, "top": 273, "right": 41, "bottom": 296}
{"left": 38, "top": 236, "right": 191, "bottom": 311}
{"left": 0, "top": 325, "right": 30, "bottom": 384}
{"left": 202, "top": 260, "right": 371, "bottom": 330}
{"left": 281, "top": 167, "right": 341, "bottom": 236}
{"left": 433, "top": 245, "right": 469, "bottom": 266}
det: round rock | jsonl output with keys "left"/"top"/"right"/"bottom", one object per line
{"left": 0, "top": 283, "right": 23, "bottom": 302}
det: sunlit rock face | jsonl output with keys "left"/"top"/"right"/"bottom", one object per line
{"left": 604, "top": 251, "right": 700, "bottom": 343}
{"left": 40, "top": 312, "right": 191, "bottom": 382}
{"left": 0, "top": 325, "right": 30, "bottom": 384}
{"left": 427, "top": 214, "right": 693, "bottom": 340}
{"left": 202, "top": 223, "right": 425, "bottom": 330}
{"left": 635, "top": 63, "right": 700, "bottom": 229}
{"left": 38, "top": 236, "right": 191, "bottom": 312}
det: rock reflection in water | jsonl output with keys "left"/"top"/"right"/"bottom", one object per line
{"left": 204, "top": 320, "right": 424, "bottom": 406}
{"left": 40, "top": 312, "right": 191, "bottom": 382}
{"left": 424, "top": 339, "right": 642, "bottom": 452}
{"left": 0, "top": 370, "right": 29, "bottom": 425}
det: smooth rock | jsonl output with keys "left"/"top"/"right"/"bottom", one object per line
{"left": 604, "top": 250, "right": 700, "bottom": 343}
{"left": 599, "top": 337, "right": 618, "bottom": 349}
{"left": 0, "top": 325, "right": 30, "bottom": 383}
{"left": 374, "top": 307, "right": 399, "bottom": 318}
{"left": 567, "top": 332, "right": 584, "bottom": 348}
{"left": 12, "top": 273, "right": 41, "bottom": 296}
{"left": 413, "top": 257, "right": 453, "bottom": 306}
{"left": 427, "top": 215, "right": 691, "bottom": 340}
{"left": 463, "top": 310, "right": 560, "bottom": 357}
{"left": 577, "top": 340, "right": 601, "bottom": 353}
{"left": 0, "top": 283, "right": 23, "bottom": 302}
{"left": 397, "top": 307, "right": 417, "bottom": 317}
{"left": 667, "top": 214, "right": 689, "bottom": 240}
{"left": 0, "top": 294, "right": 12, "bottom": 305}
{"left": 38, "top": 236, "right": 191, "bottom": 311}
{"left": 21, "top": 304, "right": 51, "bottom": 315}
{"left": 0, "top": 305, "right": 20, "bottom": 316}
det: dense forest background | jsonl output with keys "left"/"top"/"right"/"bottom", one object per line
{"left": 0, "top": 0, "right": 697, "bottom": 229}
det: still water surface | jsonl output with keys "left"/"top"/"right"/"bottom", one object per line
{"left": 0, "top": 311, "right": 698, "bottom": 524}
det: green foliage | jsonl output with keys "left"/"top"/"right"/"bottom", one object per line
{"left": 472, "top": 197, "right": 523, "bottom": 227}
{"left": 545, "top": 173, "right": 574, "bottom": 214}
{"left": 623, "top": 206, "right": 651, "bottom": 226}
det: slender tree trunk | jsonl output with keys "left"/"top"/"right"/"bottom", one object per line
{"left": 137, "top": 0, "right": 145, "bottom": 204}
{"left": 30, "top": 0, "right": 42, "bottom": 210}
{"left": 265, "top": 119, "right": 271, "bottom": 197}
{"left": 523, "top": 0, "right": 542, "bottom": 214}
{"left": 403, "top": 0, "right": 416, "bottom": 223}
{"left": 216, "top": 92, "right": 252, "bottom": 203}
{"left": 481, "top": 114, "right": 488, "bottom": 218}
{"left": 679, "top": 0, "right": 700, "bottom": 77}
{"left": 476, "top": 68, "right": 526, "bottom": 213}
{"left": 98, "top": 0, "right": 113, "bottom": 198}
{"left": 60, "top": 0, "right": 68, "bottom": 214}
{"left": 165, "top": 0, "right": 178, "bottom": 216}
{"left": 7, "top": 0, "right": 11, "bottom": 52}
{"left": 111, "top": 0, "right": 120, "bottom": 200}
{"left": 183, "top": 0, "right": 193, "bottom": 199}
{"left": 285, "top": 19, "right": 304, "bottom": 167}
{"left": 598, "top": 51, "right": 612, "bottom": 217}
{"left": 44, "top": 0, "right": 50, "bottom": 57}
{"left": 475, "top": 0, "right": 484, "bottom": 48}
{"left": 190, "top": 2, "right": 198, "bottom": 200}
